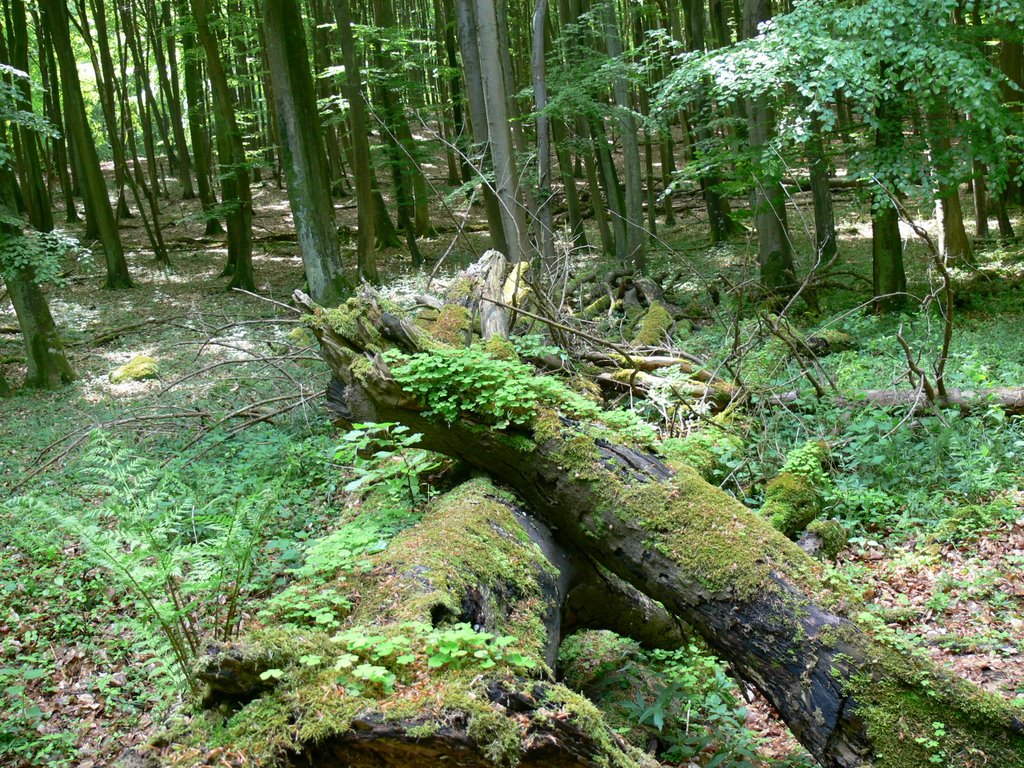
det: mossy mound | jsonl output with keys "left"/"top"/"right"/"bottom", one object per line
{"left": 109, "top": 355, "right": 159, "bottom": 383}
{"left": 430, "top": 304, "right": 472, "bottom": 346}
{"left": 287, "top": 326, "right": 316, "bottom": 347}
{"left": 660, "top": 429, "right": 743, "bottom": 483}
{"left": 762, "top": 472, "right": 823, "bottom": 538}
{"left": 805, "top": 519, "right": 847, "bottom": 560}
{"left": 631, "top": 301, "right": 673, "bottom": 347}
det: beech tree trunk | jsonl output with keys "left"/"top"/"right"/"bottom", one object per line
{"left": 0, "top": 168, "right": 75, "bottom": 388}
{"left": 742, "top": 0, "right": 794, "bottom": 294}
{"left": 264, "top": 0, "right": 348, "bottom": 305}
{"left": 332, "top": 0, "right": 380, "bottom": 282}
{"left": 294, "top": 284, "right": 1024, "bottom": 768}
{"left": 39, "top": 0, "right": 133, "bottom": 289}
{"left": 191, "top": 0, "right": 256, "bottom": 290}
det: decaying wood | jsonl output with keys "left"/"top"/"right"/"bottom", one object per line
{"left": 296, "top": 286, "right": 1024, "bottom": 768}
{"left": 192, "top": 478, "right": 661, "bottom": 768}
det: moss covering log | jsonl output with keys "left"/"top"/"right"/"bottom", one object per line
{"left": 297, "top": 286, "right": 1024, "bottom": 768}
{"left": 166, "top": 478, "right": 659, "bottom": 768}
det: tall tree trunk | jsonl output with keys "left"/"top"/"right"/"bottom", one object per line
{"left": 532, "top": 0, "right": 556, "bottom": 271}
{"left": 871, "top": 96, "right": 907, "bottom": 313}
{"left": 807, "top": 116, "right": 837, "bottom": 266}
{"left": 154, "top": 0, "right": 196, "bottom": 199}
{"left": 33, "top": 13, "right": 79, "bottom": 223}
{"left": 38, "top": 0, "right": 133, "bottom": 288}
{"left": 191, "top": 0, "right": 256, "bottom": 291}
{"left": 468, "top": 0, "right": 530, "bottom": 262}
{"left": 603, "top": 0, "right": 644, "bottom": 270}
{"left": 454, "top": 0, "right": 508, "bottom": 255}
{"left": 264, "top": 0, "right": 349, "bottom": 304}
{"left": 6, "top": 0, "right": 53, "bottom": 232}
{"left": 332, "top": 0, "right": 381, "bottom": 282}
{"left": 176, "top": 0, "right": 222, "bottom": 235}
{"left": 742, "top": 0, "right": 793, "bottom": 294}
{"left": 684, "top": 0, "right": 737, "bottom": 245}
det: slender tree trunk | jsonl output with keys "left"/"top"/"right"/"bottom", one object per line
{"left": 7, "top": 0, "right": 52, "bottom": 232}
{"left": 176, "top": 0, "right": 221, "bottom": 235}
{"left": 872, "top": 97, "right": 907, "bottom": 313}
{"left": 603, "top": 0, "right": 644, "bottom": 270}
{"left": 972, "top": 161, "right": 989, "bottom": 238}
{"left": 264, "top": 0, "right": 349, "bottom": 304}
{"left": 154, "top": 0, "right": 195, "bottom": 199}
{"left": 807, "top": 116, "right": 837, "bottom": 265}
{"left": 191, "top": 0, "right": 256, "bottom": 291}
{"left": 467, "top": 0, "right": 529, "bottom": 262}
{"left": 454, "top": 0, "right": 508, "bottom": 254}
{"left": 743, "top": 0, "right": 793, "bottom": 294}
{"left": 532, "top": 0, "right": 556, "bottom": 270}
{"left": 927, "top": 105, "right": 972, "bottom": 264}
{"left": 332, "top": 0, "right": 381, "bottom": 282}
{"left": 39, "top": 0, "right": 133, "bottom": 288}
{"left": 34, "top": 14, "right": 78, "bottom": 223}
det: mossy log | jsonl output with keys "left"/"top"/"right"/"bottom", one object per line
{"left": 297, "top": 287, "right": 1024, "bottom": 768}
{"left": 184, "top": 479, "right": 673, "bottom": 768}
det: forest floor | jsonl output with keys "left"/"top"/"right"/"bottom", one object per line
{"left": 2, "top": 172, "right": 1024, "bottom": 766}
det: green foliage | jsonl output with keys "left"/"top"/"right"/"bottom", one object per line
{"left": 385, "top": 346, "right": 654, "bottom": 440}
{"left": 0, "top": 224, "right": 86, "bottom": 286}
{"left": 559, "top": 632, "right": 811, "bottom": 767}
{"left": 1, "top": 429, "right": 345, "bottom": 701}
{"left": 333, "top": 422, "right": 439, "bottom": 507}
{"left": 655, "top": 0, "right": 1022, "bottom": 205}
{"left": 261, "top": 623, "right": 537, "bottom": 697}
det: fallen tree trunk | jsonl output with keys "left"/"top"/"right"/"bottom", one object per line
{"left": 186, "top": 479, "right": 663, "bottom": 768}
{"left": 297, "top": 288, "right": 1024, "bottom": 768}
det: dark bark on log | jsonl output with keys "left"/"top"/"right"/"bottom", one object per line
{"left": 297, "top": 287, "right": 1024, "bottom": 768}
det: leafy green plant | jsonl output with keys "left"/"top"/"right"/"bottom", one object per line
{"left": 333, "top": 422, "right": 439, "bottom": 507}
{"left": 8, "top": 432, "right": 285, "bottom": 697}
{"left": 251, "top": 623, "right": 542, "bottom": 697}
{"left": 384, "top": 346, "right": 654, "bottom": 439}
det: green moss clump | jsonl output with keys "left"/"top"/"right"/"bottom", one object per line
{"left": 660, "top": 430, "right": 742, "bottom": 483}
{"left": 632, "top": 301, "right": 673, "bottom": 346}
{"left": 482, "top": 335, "right": 518, "bottom": 360}
{"left": 583, "top": 295, "right": 611, "bottom": 317}
{"left": 287, "top": 326, "right": 316, "bottom": 346}
{"left": 805, "top": 519, "right": 847, "bottom": 560}
{"left": 109, "top": 355, "right": 159, "bottom": 383}
{"left": 430, "top": 304, "right": 472, "bottom": 346}
{"left": 630, "top": 463, "right": 820, "bottom": 599}
{"left": 762, "top": 472, "right": 822, "bottom": 538}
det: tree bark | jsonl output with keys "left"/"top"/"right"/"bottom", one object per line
{"left": 331, "top": 0, "right": 381, "bottom": 283}
{"left": 191, "top": 0, "right": 256, "bottom": 291}
{"left": 468, "top": 0, "right": 530, "bottom": 263}
{"left": 39, "top": 0, "right": 133, "bottom": 289}
{"left": 264, "top": 0, "right": 349, "bottom": 305}
{"left": 742, "top": 0, "right": 794, "bottom": 295}
{"left": 7, "top": 0, "right": 53, "bottom": 233}
{"left": 0, "top": 168, "right": 75, "bottom": 388}
{"left": 296, "top": 285, "right": 1024, "bottom": 768}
